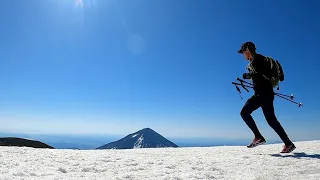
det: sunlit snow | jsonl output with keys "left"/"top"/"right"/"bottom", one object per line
{"left": 0, "top": 140, "right": 319, "bottom": 180}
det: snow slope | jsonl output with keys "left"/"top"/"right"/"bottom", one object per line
{"left": 0, "top": 140, "right": 319, "bottom": 180}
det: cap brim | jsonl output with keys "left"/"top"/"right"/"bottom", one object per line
{"left": 238, "top": 49, "right": 243, "bottom": 54}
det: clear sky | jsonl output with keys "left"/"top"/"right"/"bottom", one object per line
{"left": 0, "top": 0, "right": 319, "bottom": 141}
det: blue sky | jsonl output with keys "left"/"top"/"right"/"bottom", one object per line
{"left": 0, "top": 0, "right": 319, "bottom": 142}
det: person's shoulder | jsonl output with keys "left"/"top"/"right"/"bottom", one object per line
{"left": 251, "top": 53, "right": 267, "bottom": 69}
{"left": 255, "top": 53, "right": 266, "bottom": 60}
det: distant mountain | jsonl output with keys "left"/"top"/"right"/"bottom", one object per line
{"left": 0, "top": 132, "right": 122, "bottom": 150}
{"left": 0, "top": 137, "right": 54, "bottom": 149}
{"left": 47, "top": 142, "right": 96, "bottom": 150}
{"left": 96, "top": 128, "right": 178, "bottom": 149}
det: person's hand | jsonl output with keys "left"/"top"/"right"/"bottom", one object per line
{"left": 243, "top": 73, "right": 252, "bottom": 79}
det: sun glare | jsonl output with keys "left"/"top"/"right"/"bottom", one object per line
{"left": 74, "top": 0, "right": 97, "bottom": 9}
{"left": 75, "top": 0, "right": 83, "bottom": 8}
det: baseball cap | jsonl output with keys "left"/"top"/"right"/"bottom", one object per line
{"left": 238, "top": 41, "right": 256, "bottom": 54}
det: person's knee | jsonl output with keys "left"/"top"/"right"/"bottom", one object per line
{"left": 240, "top": 107, "right": 248, "bottom": 119}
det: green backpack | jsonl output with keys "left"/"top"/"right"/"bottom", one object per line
{"left": 265, "top": 56, "right": 284, "bottom": 88}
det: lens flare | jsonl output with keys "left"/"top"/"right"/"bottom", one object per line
{"left": 75, "top": 0, "right": 83, "bottom": 8}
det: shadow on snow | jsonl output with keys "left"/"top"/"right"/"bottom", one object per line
{"left": 270, "top": 152, "right": 320, "bottom": 159}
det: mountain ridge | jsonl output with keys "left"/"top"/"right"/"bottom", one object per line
{"left": 96, "top": 128, "right": 178, "bottom": 149}
{"left": 0, "top": 137, "right": 54, "bottom": 149}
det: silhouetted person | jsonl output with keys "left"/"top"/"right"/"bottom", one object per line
{"left": 238, "top": 41, "right": 295, "bottom": 153}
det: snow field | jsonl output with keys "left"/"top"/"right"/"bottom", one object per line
{"left": 0, "top": 140, "right": 319, "bottom": 180}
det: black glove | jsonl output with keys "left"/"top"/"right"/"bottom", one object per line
{"left": 243, "top": 73, "right": 252, "bottom": 79}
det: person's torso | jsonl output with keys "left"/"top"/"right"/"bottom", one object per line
{"left": 249, "top": 54, "right": 274, "bottom": 95}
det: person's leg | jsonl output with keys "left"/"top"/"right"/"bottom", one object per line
{"left": 240, "top": 95, "right": 263, "bottom": 139}
{"left": 260, "top": 95, "right": 293, "bottom": 146}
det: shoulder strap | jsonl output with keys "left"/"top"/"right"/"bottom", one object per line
{"left": 265, "top": 56, "right": 274, "bottom": 69}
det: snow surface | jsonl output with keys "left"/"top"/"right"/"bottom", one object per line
{"left": 0, "top": 140, "right": 319, "bottom": 180}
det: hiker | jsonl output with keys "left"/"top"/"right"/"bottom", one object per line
{"left": 238, "top": 41, "right": 296, "bottom": 153}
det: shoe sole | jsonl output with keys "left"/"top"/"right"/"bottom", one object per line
{"left": 281, "top": 146, "right": 296, "bottom": 153}
{"left": 247, "top": 140, "right": 266, "bottom": 148}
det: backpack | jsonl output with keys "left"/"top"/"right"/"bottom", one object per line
{"left": 265, "top": 56, "right": 284, "bottom": 88}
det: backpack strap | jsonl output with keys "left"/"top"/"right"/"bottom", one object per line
{"left": 246, "top": 58, "right": 270, "bottom": 81}
{"left": 267, "top": 56, "right": 274, "bottom": 69}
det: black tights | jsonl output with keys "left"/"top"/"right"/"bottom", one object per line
{"left": 240, "top": 94, "right": 292, "bottom": 145}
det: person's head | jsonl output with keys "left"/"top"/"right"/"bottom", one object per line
{"left": 238, "top": 41, "right": 256, "bottom": 61}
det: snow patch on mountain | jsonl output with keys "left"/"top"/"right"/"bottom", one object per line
{"left": 134, "top": 135, "right": 144, "bottom": 149}
{"left": 132, "top": 134, "right": 139, "bottom": 138}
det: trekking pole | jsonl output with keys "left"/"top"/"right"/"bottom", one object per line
{"left": 234, "top": 78, "right": 253, "bottom": 91}
{"left": 233, "top": 78, "right": 303, "bottom": 107}
{"left": 275, "top": 93, "right": 303, "bottom": 107}
{"left": 232, "top": 77, "right": 253, "bottom": 99}
{"left": 232, "top": 81, "right": 254, "bottom": 99}
{"left": 231, "top": 82, "right": 253, "bottom": 90}
{"left": 237, "top": 78, "right": 296, "bottom": 101}
{"left": 275, "top": 93, "right": 295, "bottom": 100}
{"left": 236, "top": 77, "right": 252, "bottom": 85}
{"left": 234, "top": 84, "right": 243, "bottom": 99}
